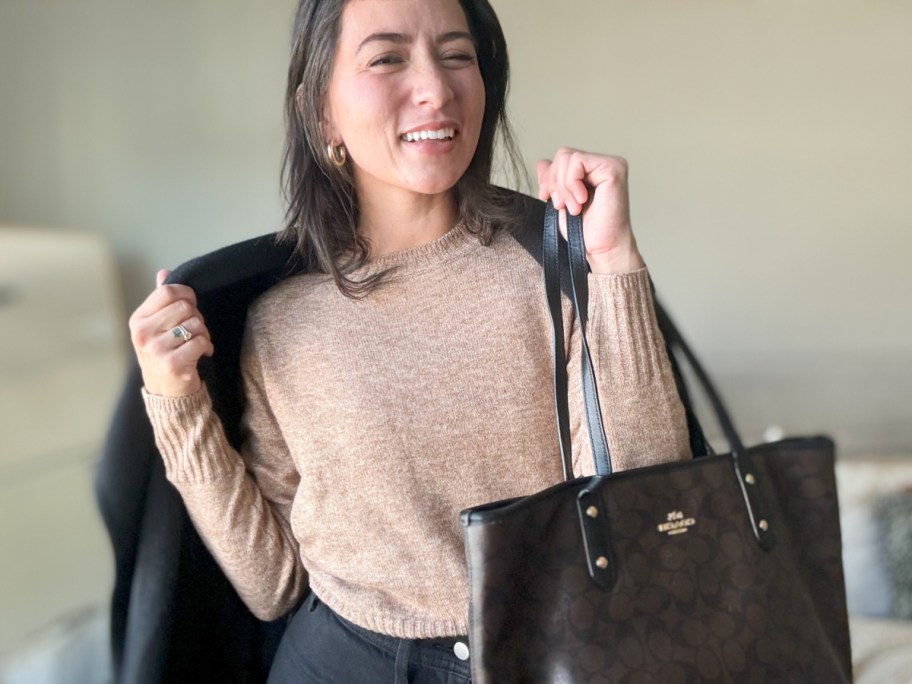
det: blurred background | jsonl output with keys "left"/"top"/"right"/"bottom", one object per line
{"left": 1, "top": 0, "right": 910, "bottom": 681}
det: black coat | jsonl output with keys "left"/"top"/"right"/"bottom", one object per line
{"left": 95, "top": 192, "right": 707, "bottom": 683}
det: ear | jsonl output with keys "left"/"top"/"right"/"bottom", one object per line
{"left": 294, "top": 83, "right": 305, "bottom": 119}
{"left": 318, "top": 88, "right": 338, "bottom": 145}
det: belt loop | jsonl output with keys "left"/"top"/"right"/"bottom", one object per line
{"left": 394, "top": 638, "right": 412, "bottom": 684}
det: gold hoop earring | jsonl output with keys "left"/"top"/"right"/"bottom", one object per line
{"left": 326, "top": 142, "right": 347, "bottom": 167}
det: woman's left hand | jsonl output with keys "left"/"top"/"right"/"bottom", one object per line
{"left": 537, "top": 148, "right": 645, "bottom": 274}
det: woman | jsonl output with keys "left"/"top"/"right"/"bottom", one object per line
{"left": 129, "top": 0, "right": 691, "bottom": 681}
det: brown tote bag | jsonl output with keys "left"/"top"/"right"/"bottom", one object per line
{"left": 460, "top": 203, "right": 852, "bottom": 683}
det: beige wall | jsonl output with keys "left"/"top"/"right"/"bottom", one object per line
{"left": 499, "top": 1, "right": 912, "bottom": 354}
{"left": 0, "top": 1, "right": 296, "bottom": 308}
{"left": 492, "top": 1, "right": 912, "bottom": 451}
{"left": 1, "top": 2, "right": 910, "bottom": 444}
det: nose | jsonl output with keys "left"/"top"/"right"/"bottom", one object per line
{"left": 411, "top": 58, "right": 454, "bottom": 109}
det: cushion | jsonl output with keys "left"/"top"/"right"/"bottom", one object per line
{"left": 876, "top": 492, "right": 912, "bottom": 619}
{"left": 836, "top": 457, "right": 912, "bottom": 617}
{"left": 850, "top": 615, "right": 912, "bottom": 683}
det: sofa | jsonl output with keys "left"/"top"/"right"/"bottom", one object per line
{"left": 838, "top": 456, "right": 912, "bottom": 683}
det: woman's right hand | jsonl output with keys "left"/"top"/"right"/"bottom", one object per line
{"left": 129, "top": 269, "right": 215, "bottom": 397}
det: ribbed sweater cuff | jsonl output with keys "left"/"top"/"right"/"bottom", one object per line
{"left": 587, "top": 267, "right": 667, "bottom": 386}
{"left": 142, "top": 385, "right": 240, "bottom": 484}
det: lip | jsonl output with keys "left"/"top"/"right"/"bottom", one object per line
{"left": 400, "top": 120, "right": 460, "bottom": 138}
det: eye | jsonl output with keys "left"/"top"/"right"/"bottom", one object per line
{"left": 368, "top": 53, "right": 405, "bottom": 68}
{"left": 441, "top": 52, "right": 476, "bottom": 68}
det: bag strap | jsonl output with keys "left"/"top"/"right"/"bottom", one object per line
{"left": 652, "top": 300, "right": 745, "bottom": 454}
{"left": 544, "top": 203, "right": 612, "bottom": 477}
{"left": 543, "top": 204, "right": 574, "bottom": 480}
{"left": 543, "top": 201, "right": 746, "bottom": 476}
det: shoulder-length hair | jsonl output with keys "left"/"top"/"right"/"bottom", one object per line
{"left": 280, "top": 0, "right": 525, "bottom": 297}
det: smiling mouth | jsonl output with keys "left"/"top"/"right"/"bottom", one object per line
{"left": 401, "top": 127, "right": 456, "bottom": 142}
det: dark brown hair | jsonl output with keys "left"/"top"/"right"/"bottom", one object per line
{"left": 279, "top": 0, "right": 525, "bottom": 297}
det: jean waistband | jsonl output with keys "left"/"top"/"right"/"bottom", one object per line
{"left": 327, "top": 599, "right": 468, "bottom": 656}
{"left": 306, "top": 593, "right": 471, "bottom": 684}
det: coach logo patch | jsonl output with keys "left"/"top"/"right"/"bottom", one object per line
{"left": 657, "top": 510, "right": 696, "bottom": 536}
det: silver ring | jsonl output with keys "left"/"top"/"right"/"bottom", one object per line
{"left": 172, "top": 324, "right": 192, "bottom": 343}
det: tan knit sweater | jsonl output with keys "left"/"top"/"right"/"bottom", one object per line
{"left": 143, "top": 222, "right": 690, "bottom": 638}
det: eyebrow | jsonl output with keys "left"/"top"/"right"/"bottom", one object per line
{"left": 356, "top": 31, "right": 476, "bottom": 54}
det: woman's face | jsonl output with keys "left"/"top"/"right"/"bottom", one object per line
{"left": 323, "top": 0, "right": 486, "bottom": 206}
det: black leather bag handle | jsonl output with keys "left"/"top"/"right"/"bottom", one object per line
{"left": 543, "top": 201, "right": 747, "bottom": 468}
{"left": 543, "top": 203, "right": 612, "bottom": 477}
{"left": 652, "top": 300, "right": 745, "bottom": 454}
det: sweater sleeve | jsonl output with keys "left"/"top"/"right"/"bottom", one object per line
{"left": 568, "top": 267, "right": 691, "bottom": 477}
{"left": 142, "top": 327, "right": 307, "bottom": 621}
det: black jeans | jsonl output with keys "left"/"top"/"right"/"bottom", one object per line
{"left": 267, "top": 592, "right": 473, "bottom": 684}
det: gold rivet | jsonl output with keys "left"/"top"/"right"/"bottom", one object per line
{"left": 586, "top": 506, "right": 599, "bottom": 518}
{"left": 759, "top": 519, "right": 769, "bottom": 531}
{"left": 745, "top": 474, "right": 756, "bottom": 485}
{"left": 595, "top": 556, "right": 609, "bottom": 570}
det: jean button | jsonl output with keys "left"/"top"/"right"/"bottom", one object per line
{"left": 453, "top": 641, "right": 470, "bottom": 661}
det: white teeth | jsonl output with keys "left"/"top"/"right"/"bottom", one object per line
{"left": 403, "top": 128, "right": 455, "bottom": 142}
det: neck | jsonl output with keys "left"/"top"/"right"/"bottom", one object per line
{"left": 357, "top": 187, "right": 460, "bottom": 257}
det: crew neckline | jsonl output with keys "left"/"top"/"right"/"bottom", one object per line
{"left": 354, "top": 222, "right": 478, "bottom": 278}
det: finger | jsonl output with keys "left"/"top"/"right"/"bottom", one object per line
{"left": 169, "top": 330, "right": 214, "bottom": 359}
{"left": 159, "top": 336, "right": 215, "bottom": 377}
{"left": 146, "top": 321, "right": 213, "bottom": 362}
{"left": 132, "top": 282, "right": 199, "bottom": 320}
{"left": 164, "top": 317, "right": 212, "bottom": 349}
{"left": 552, "top": 151, "right": 571, "bottom": 212}
{"left": 552, "top": 151, "right": 591, "bottom": 215}
{"left": 132, "top": 299, "right": 203, "bottom": 348}
{"left": 565, "top": 155, "right": 590, "bottom": 214}
{"left": 132, "top": 288, "right": 198, "bottom": 327}
{"left": 153, "top": 299, "right": 202, "bottom": 334}
{"left": 156, "top": 269, "right": 171, "bottom": 288}
{"left": 536, "top": 159, "right": 552, "bottom": 201}
{"left": 587, "top": 155, "right": 629, "bottom": 190}
{"left": 545, "top": 149, "right": 574, "bottom": 209}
